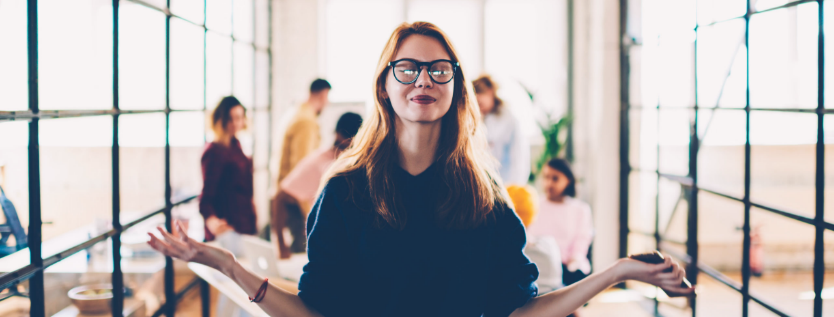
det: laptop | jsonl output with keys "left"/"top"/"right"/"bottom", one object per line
{"left": 241, "top": 235, "right": 282, "bottom": 278}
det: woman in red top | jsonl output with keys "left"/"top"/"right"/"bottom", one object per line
{"left": 199, "top": 96, "right": 256, "bottom": 256}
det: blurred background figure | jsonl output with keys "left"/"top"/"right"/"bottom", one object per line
{"left": 199, "top": 96, "right": 256, "bottom": 255}
{"left": 473, "top": 75, "right": 530, "bottom": 185}
{"left": 507, "top": 184, "right": 564, "bottom": 295}
{"left": 272, "top": 112, "right": 363, "bottom": 259}
{"left": 526, "top": 158, "right": 593, "bottom": 316}
{"left": 199, "top": 96, "right": 256, "bottom": 317}
{"left": 277, "top": 79, "right": 332, "bottom": 185}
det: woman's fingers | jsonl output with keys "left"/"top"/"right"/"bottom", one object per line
{"left": 147, "top": 233, "right": 178, "bottom": 258}
{"left": 157, "top": 227, "right": 193, "bottom": 256}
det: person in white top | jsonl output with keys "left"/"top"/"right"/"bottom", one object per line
{"left": 526, "top": 158, "right": 594, "bottom": 317}
{"left": 473, "top": 75, "right": 531, "bottom": 185}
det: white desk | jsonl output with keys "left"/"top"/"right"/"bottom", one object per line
{"left": 188, "top": 253, "right": 308, "bottom": 317}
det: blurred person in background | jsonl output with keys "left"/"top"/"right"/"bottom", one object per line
{"left": 199, "top": 96, "right": 257, "bottom": 317}
{"left": 277, "top": 79, "right": 332, "bottom": 185}
{"left": 149, "top": 22, "right": 691, "bottom": 317}
{"left": 526, "top": 158, "right": 594, "bottom": 316}
{"left": 473, "top": 75, "right": 530, "bottom": 185}
{"left": 199, "top": 96, "right": 256, "bottom": 255}
{"left": 272, "top": 112, "right": 363, "bottom": 259}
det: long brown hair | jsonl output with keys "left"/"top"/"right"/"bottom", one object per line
{"left": 322, "top": 22, "right": 506, "bottom": 230}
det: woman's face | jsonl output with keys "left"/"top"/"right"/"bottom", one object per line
{"left": 541, "top": 165, "right": 570, "bottom": 201}
{"left": 384, "top": 35, "right": 455, "bottom": 124}
{"left": 476, "top": 89, "right": 495, "bottom": 116}
{"left": 226, "top": 105, "right": 246, "bottom": 135}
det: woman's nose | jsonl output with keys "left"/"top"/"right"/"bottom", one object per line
{"left": 414, "top": 67, "right": 433, "bottom": 88}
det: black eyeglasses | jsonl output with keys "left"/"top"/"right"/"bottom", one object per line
{"left": 387, "top": 59, "right": 459, "bottom": 85}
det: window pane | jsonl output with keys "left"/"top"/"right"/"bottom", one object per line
{"left": 0, "top": 122, "right": 30, "bottom": 271}
{"left": 119, "top": 113, "right": 165, "bottom": 215}
{"left": 750, "top": 112, "right": 816, "bottom": 220}
{"left": 696, "top": 20, "right": 746, "bottom": 109}
{"left": 325, "top": 0, "right": 404, "bottom": 103}
{"left": 206, "top": 0, "right": 232, "bottom": 35}
{"left": 696, "top": 0, "right": 745, "bottom": 25}
{"left": 628, "top": 171, "right": 657, "bottom": 235}
{"left": 171, "top": 0, "right": 204, "bottom": 25}
{"left": 658, "top": 109, "right": 690, "bottom": 176}
{"left": 824, "top": 230, "right": 834, "bottom": 317}
{"left": 170, "top": 111, "right": 206, "bottom": 198}
{"left": 255, "top": 50, "right": 270, "bottom": 108}
{"left": 749, "top": 3, "right": 819, "bottom": 109}
{"left": 207, "top": 32, "right": 232, "bottom": 111}
{"left": 632, "top": 108, "right": 658, "bottom": 171}
{"left": 825, "top": 1, "right": 834, "bottom": 108}
{"left": 43, "top": 239, "right": 111, "bottom": 316}
{"left": 698, "top": 192, "right": 744, "bottom": 285}
{"left": 254, "top": 0, "right": 269, "bottom": 48}
{"left": 234, "top": 42, "right": 254, "bottom": 108}
{"left": 171, "top": 17, "right": 206, "bottom": 110}
{"left": 39, "top": 116, "right": 112, "bottom": 253}
{"left": 233, "top": 0, "right": 254, "bottom": 43}
{"left": 825, "top": 115, "right": 834, "bottom": 222}
{"left": 698, "top": 109, "right": 746, "bottom": 198}
{"left": 756, "top": 0, "right": 797, "bottom": 12}
{"left": 39, "top": 0, "right": 113, "bottom": 110}
{"left": 0, "top": 0, "right": 28, "bottom": 111}
{"left": 749, "top": 209, "right": 815, "bottom": 317}
{"left": 119, "top": 2, "right": 166, "bottom": 110}
{"left": 693, "top": 272, "right": 744, "bottom": 316}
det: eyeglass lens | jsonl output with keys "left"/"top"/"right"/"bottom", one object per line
{"left": 393, "top": 60, "right": 455, "bottom": 84}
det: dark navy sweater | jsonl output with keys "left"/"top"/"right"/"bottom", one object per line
{"left": 297, "top": 163, "right": 539, "bottom": 317}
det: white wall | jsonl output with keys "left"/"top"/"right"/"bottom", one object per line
{"left": 572, "top": 0, "right": 623, "bottom": 269}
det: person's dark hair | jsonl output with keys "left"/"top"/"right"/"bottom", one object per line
{"left": 547, "top": 158, "right": 576, "bottom": 197}
{"left": 335, "top": 112, "right": 363, "bottom": 139}
{"left": 211, "top": 96, "right": 245, "bottom": 138}
{"left": 310, "top": 78, "right": 332, "bottom": 94}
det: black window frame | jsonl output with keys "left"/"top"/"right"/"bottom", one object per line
{"left": 619, "top": 0, "right": 830, "bottom": 316}
{"left": 0, "top": 0, "right": 273, "bottom": 316}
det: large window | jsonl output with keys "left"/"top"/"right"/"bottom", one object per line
{"left": 0, "top": 1, "right": 272, "bottom": 316}
{"left": 624, "top": 0, "right": 834, "bottom": 316}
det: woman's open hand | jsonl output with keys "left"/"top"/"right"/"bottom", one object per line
{"left": 147, "top": 220, "right": 236, "bottom": 275}
{"left": 615, "top": 254, "right": 694, "bottom": 296}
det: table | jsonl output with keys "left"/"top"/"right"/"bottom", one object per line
{"left": 188, "top": 253, "right": 308, "bottom": 317}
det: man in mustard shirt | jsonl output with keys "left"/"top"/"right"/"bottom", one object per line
{"left": 272, "top": 78, "right": 330, "bottom": 255}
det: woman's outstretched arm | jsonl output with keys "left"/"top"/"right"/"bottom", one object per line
{"left": 147, "top": 221, "right": 322, "bottom": 317}
{"left": 510, "top": 255, "right": 693, "bottom": 317}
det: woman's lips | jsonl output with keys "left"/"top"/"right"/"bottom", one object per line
{"left": 410, "top": 95, "right": 436, "bottom": 105}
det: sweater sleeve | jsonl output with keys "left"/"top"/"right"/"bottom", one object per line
{"left": 297, "top": 179, "right": 361, "bottom": 316}
{"left": 485, "top": 204, "right": 539, "bottom": 317}
{"left": 199, "top": 147, "right": 223, "bottom": 219}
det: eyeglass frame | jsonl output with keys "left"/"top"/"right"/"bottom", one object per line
{"left": 387, "top": 59, "right": 460, "bottom": 85}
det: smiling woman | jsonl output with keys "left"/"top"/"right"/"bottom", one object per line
{"left": 148, "top": 21, "right": 692, "bottom": 317}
